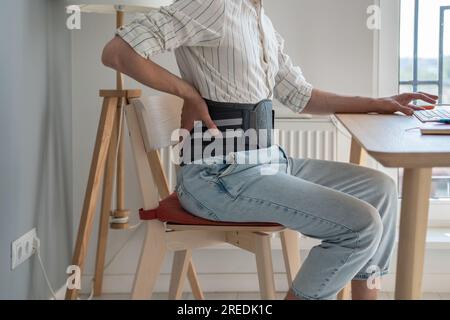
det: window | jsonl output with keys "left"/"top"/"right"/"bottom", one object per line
{"left": 399, "top": 0, "right": 450, "bottom": 199}
{"left": 399, "top": 0, "right": 450, "bottom": 104}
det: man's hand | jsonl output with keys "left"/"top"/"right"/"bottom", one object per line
{"left": 181, "top": 91, "right": 218, "bottom": 133}
{"left": 370, "top": 92, "right": 438, "bottom": 116}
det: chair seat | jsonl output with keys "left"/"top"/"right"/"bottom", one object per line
{"left": 139, "top": 193, "right": 281, "bottom": 227}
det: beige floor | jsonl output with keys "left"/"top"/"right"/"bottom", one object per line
{"left": 90, "top": 292, "right": 450, "bottom": 300}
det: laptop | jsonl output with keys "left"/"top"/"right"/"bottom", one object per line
{"left": 414, "top": 105, "right": 450, "bottom": 123}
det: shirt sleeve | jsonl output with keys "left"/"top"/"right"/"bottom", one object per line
{"left": 116, "top": 0, "right": 225, "bottom": 59}
{"left": 273, "top": 31, "right": 313, "bottom": 113}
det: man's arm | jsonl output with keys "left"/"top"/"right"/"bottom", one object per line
{"left": 272, "top": 30, "right": 438, "bottom": 116}
{"left": 102, "top": 36, "right": 217, "bottom": 131}
{"left": 102, "top": 36, "right": 196, "bottom": 102}
{"left": 303, "top": 89, "right": 438, "bottom": 116}
{"left": 101, "top": 0, "right": 225, "bottom": 132}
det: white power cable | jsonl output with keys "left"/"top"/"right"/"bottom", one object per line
{"left": 34, "top": 237, "right": 57, "bottom": 300}
{"left": 34, "top": 220, "right": 144, "bottom": 300}
{"left": 85, "top": 282, "right": 95, "bottom": 301}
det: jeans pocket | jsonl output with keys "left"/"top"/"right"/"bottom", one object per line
{"left": 218, "top": 164, "right": 238, "bottom": 178}
{"left": 217, "top": 165, "right": 256, "bottom": 199}
{"left": 216, "top": 177, "right": 239, "bottom": 199}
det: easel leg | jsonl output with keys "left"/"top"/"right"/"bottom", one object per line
{"left": 93, "top": 107, "right": 120, "bottom": 297}
{"left": 116, "top": 106, "right": 126, "bottom": 211}
{"left": 65, "top": 97, "right": 118, "bottom": 300}
{"left": 110, "top": 101, "right": 132, "bottom": 228}
{"left": 116, "top": 11, "right": 126, "bottom": 216}
{"left": 112, "top": 12, "right": 131, "bottom": 228}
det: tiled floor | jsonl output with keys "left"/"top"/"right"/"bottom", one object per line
{"left": 90, "top": 292, "right": 450, "bottom": 300}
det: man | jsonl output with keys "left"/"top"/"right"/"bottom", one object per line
{"left": 101, "top": 0, "right": 437, "bottom": 300}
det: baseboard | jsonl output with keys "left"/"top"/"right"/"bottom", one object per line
{"left": 79, "top": 241, "right": 450, "bottom": 296}
{"left": 75, "top": 230, "right": 450, "bottom": 297}
{"left": 81, "top": 272, "right": 450, "bottom": 295}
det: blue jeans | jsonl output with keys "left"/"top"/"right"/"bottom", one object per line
{"left": 176, "top": 147, "right": 397, "bottom": 300}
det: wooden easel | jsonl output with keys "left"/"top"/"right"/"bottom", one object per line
{"left": 65, "top": 88, "right": 141, "bottom": 300}
{"left": 65, "top": 11, "right": 141, "bottom": 300}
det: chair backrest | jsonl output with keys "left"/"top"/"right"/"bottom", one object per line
{"left": 130, "top": 94, "right": 183, "bottom": 152}
{"left": 125, "top": 94, "right": 183, "bottom": 209}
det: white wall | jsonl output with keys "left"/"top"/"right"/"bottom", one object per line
{"left": 266, "top": 0, "right": 375, "bottom": 96}
{"left": 71, "top": 0, "right": 377, "bottom": 294}
{"left": 0, "top": 0, "right": 73, "bottom": 299}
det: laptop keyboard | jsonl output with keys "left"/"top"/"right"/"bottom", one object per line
{"left": 415, "top": 108, "right": 450, "bottom": 122}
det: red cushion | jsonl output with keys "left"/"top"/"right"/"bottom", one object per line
{"left": 139, "top": 193, "right": 281, "bottom": 227}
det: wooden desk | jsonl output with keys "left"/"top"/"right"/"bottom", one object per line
{"left": 335, "top": 113, "right": 450, "bottom": 300}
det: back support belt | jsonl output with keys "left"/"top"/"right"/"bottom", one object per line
{"left": 181, "top": 99, "right": 274, "bottom": 164}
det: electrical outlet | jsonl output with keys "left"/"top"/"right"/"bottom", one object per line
{"left": 11, "top": 228, "right": 37, "bottom": 270}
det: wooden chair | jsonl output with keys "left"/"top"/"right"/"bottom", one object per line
{"left": 124, "top": 94, "right": 302, "bottom": 300}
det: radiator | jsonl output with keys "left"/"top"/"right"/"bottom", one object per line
{"left": 274, "top": 128, "right": 336, "bottom": 161}
{"left": 159, "top": 119, "right": 337, "bottom": 191}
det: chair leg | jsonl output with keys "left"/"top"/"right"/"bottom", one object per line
{"left": 280, "top": 229, "right": 301, "bottom": 286}
{"left": 188, "top": 259, "right": 205, "bottom": 300}
{"left": 337, "top": 284, "right": 351, "bottom": 300}
{"left": 131, "top": 221, "right": 166, "bottom": 300}
{"left": 169, "top": 250, "right": 192, "bottom": 300}
{"left": 254, "top": 232, "right": 276, "bottom": 300}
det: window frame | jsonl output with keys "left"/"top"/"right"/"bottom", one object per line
{"left": 398, "top": 1, "right": 450, "bottom": 103}
{"left": 376, "top": 0, "right": 450, "bottom": 225}
{"left": 439, "top": 6, "right": 450, "bottom": 102}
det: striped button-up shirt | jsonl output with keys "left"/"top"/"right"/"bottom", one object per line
{"left": 117, "top": 0, "right": 313, "bottom": 113}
